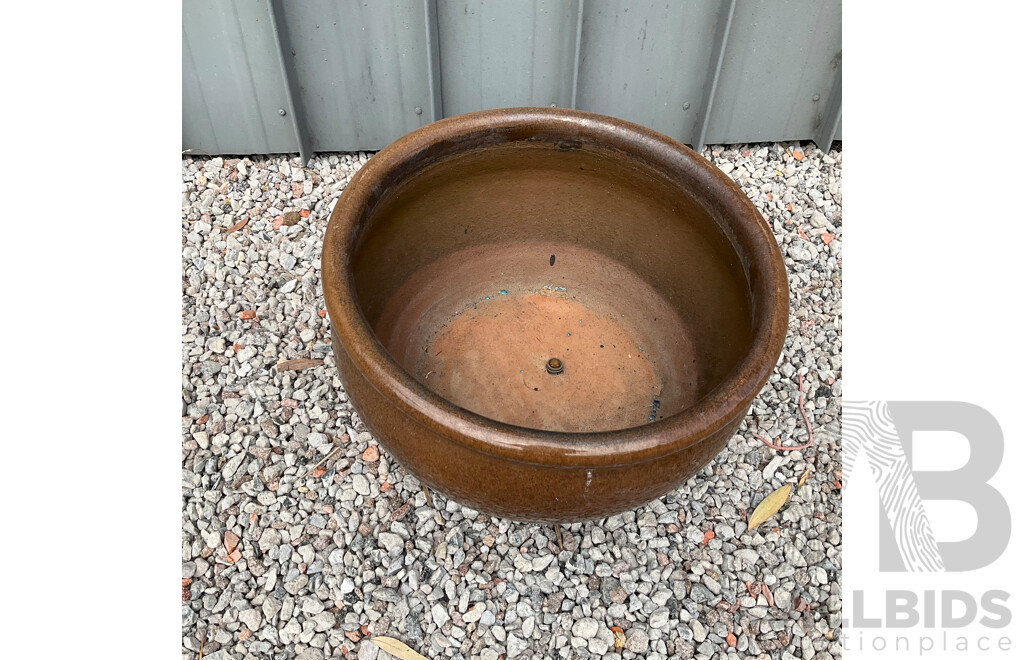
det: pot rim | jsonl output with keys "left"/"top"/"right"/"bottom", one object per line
{"left": 322, "top": 107, "right": 788, "bottom": 468}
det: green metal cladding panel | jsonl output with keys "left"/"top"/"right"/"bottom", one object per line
{"left": 182, "top": 0, "right": 841, "bottom": 160}
{"left": 182, "top": 0, "right": 298, "bottom": 155}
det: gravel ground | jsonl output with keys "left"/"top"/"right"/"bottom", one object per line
{"left": 182, "top": 142, "right": 842, "bottom": 660}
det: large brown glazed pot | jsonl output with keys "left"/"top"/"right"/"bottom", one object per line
{"left": 322, "top": 108, "right": 788, "bottom": 522}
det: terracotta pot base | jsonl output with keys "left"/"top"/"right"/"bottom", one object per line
{"left": 377, "top": 240, "right": 703, "bottom": 433}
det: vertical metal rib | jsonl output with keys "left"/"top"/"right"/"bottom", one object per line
{"left": 423, "top": 0, "right": 444, "bottom": 121}
{"left": 268, "top": 0, "right": 313, "bottom": 164}
{"left": 814, "top": 65, "right": 842, "bottom": 151}
{"left": 693, "top": 0, "right": 736, "bottom": 154}
{"left": 570, "top": 0, "right": 585, "bottom": 109}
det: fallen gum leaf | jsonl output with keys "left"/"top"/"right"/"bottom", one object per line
{"left": 277, "top": 358, "right": 324, "bottom": 372}
{"left": 747, "top": 484, "right": 793, "bottom": 531}
{"left": 370, "top": 637, "right": 429, "bottom": 660}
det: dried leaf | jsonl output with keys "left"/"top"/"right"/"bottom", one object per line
{"left": 226, "top": 216, "right": 249, "bottom": 233}
{"left": 611, "top": 627, "right": 626, "bottom": 650}
{"left": 224, "top": 531, "right": 239, "bottom": 554}
{"left": 370, "top": 637, "right": 429, "bottom": 660}
{"left": 277, "top": 358, "right": 324, "bottom": 372}
{"left": 747, "top": 484, "right": 792, "bottom": 531}
{"left": 797, "top": 468, "right": 812, "bottom": 489}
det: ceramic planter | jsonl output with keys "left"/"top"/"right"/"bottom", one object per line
{"left": 322, "top": 108, "right": 788, "bottom": 522}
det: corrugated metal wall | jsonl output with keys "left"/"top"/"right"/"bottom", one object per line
{"left": 183, "top": 0, "right": 841, "bottom": 162}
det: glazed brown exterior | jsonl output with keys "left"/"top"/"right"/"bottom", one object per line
{"left": 322, "top": 108, "right": 788, "bottom": 522}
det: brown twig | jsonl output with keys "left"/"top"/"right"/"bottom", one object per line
{"left": 422, "top": 485, "right": 434, "bottom": 508}
{"left": 301, "top": 442, "right": 342, "bottom": 478}
{"left": 554, "top": 524, "right": 564, "bottom": 552}
{"left": 755, "top": 373, "right": 814, "bottom": 451}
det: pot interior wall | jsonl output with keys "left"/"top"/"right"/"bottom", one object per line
{"left": 351, "top": 142, "right": 753, "bottom": 432}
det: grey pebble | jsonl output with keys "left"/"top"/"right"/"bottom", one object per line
{"left": 571, "top": 617, "right": 599, "bottom": 639}
{"left": 351, "top": 473, "right": 370, "bottom": 496}
{"left": 506, "top": 634, "right": 529, "bottom": 657}
{"left": 464, "top": 602, "right": 486, "bottom": 624}
{"left": 626, "top": 627, "right": 650, "bottom": 653}
{"left": 238, "top": 608, "right": 262, "bottom": 630}
{"left": 378, "top": 531, "right": 403, "bottom": 553}
{"left": 688, "top": 583, "right": 715, "bottom": 603}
